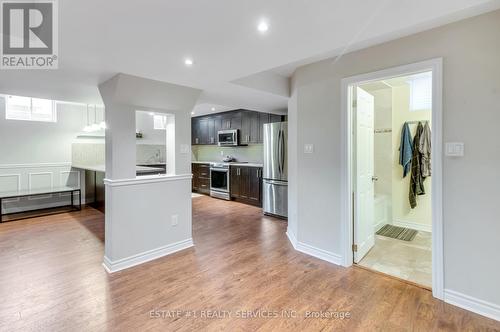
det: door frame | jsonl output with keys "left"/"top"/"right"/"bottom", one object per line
{"left": 340, "top": 58, "right": 444, "bottom": 299}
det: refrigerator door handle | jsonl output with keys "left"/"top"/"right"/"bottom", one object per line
{"left": 277, "top": 129, "right": 282, "bottom": 175}
{"left": 264, "top": 179, "right": 287, "bottom": 186}
{"left": 280, "top": 129, "right": 285, "bottom": 176}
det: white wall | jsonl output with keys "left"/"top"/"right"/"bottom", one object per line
{"left": 136, "top": 111, "right": 166, "bottom": 164}
{"left": 104, "top": 176, "right": 192, "bottom": 271}
{"left": 0, "top": 96, "right": 88, "bottom": 212}
{"left": 0, "top": 96, "right": 88, "bottom": 164}
{"left": 289, "top": 9, "right": 500, "bottom": 309}
{"left": 135, "top": 111, "right": 167, "bottom": 146}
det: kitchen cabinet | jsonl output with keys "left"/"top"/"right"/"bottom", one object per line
{"left": 192, "top": 163, "right": 210, "bottom": 194}
{"left": 191, "top": 110, "right": 283, "bottom": 145}
{"left": 199, "top": 118, "right": 209, "bottom": 145}
{"left": 221, "top": 111, "right": 242, "bottom": 131}
{"left": 241, "top": 111, "right": 259, "bottom": 144}
{"left": 84, "top": 170, "right": 105, "bottom": 213}
{"left": 230, "top": 166, "right": 262, "bottom": 206}
{"left": 213, "top": 115, "right": 223, "bottom": 144}
{"left": 269, "top": 113, "right": 282, "bottom": 124}
{"left": 192, "top": 118, "right": 200, "bottom": 145}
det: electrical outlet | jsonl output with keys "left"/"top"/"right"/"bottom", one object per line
{"left": 180, "top": 144, "right": 190, "bottom": 154}
{"left": 171, "top": 214, "right": 178, "bottom": 226}
{"left": 304, "top": 144, "right": 314, "bottom": 154}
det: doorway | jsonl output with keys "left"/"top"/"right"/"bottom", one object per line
{"left": 340, "top": 59, "right": 443, "bottom": 299}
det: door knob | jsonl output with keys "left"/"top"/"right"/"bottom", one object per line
{"left": 371, "top": 176, "right": 379, "bottom": 182}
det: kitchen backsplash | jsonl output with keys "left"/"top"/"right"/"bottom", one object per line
{"left": 72, "top": 143, "right": 105, "bottom": 166}
{"left": 136, "top": 144, "right": 165, "bottom": 164}
{"left": 192, "top": 144, "right": 263, "bottom": 163}
{"left": 72, "top": 143, "right": 166, "bottom": 166}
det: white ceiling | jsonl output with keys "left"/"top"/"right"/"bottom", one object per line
{"left": 0, "top": 0, "right": 498, "bottom": 114}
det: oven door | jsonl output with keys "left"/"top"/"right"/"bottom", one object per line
{"left": 210, "top": 168, "right": 229, "bottom": 192}
{"left": 218, "top": 130, "right": 237, "bottom": 146}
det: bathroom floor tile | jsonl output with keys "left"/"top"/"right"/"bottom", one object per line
{"left": 358, "top": 231, "right": 432, "bottom": 287}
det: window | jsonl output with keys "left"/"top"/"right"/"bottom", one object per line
{"left": 5, "top": 95, "right": 57, "bottom": 122}
{"left": 153, "top": 114, "right": 167, "bottom": 130}
{"left": 408, "top": 72, "right": 432, "bottom": 111}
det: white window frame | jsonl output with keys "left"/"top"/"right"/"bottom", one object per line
{"left": 153, "top": 114, "right": 167, "bottom": 130}
{"left": 5, "top": 95, "right": 57, "bottom": 123}
{"left": 408, "top": 71, "right": 432, "bottom": 112}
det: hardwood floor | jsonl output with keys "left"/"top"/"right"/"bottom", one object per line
{"left": 0, "top": 196, "right": 498, "bottom": 331}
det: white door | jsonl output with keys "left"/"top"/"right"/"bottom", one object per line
{"left": 354, "top": 87, "right": 375, "bottom": 263}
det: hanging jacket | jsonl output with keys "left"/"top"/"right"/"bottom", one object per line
{"left": 409, "top": 122, "right": 426, "bottom": 209}
{"left": 419, "top": 121, "right": 432, "bottom": 178}
{"left": 399, "top": 123, "right": 413, "bottom": 178}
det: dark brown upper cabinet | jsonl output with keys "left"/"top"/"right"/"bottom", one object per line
{"left": 198, "top": 118, "right": 209, "bottom": 145}
{"left": 241, "top": 111, "right": 259, "bottom": 144}
{"left": 221, "top": 111, "right": 242, "bottom": 131}
{"left": 213, "top": 115, "right": 222, "bottom": 144}
{"left": 192, "top": 109, "right": 283, "bottom": 145}
{"left": 191, "top": 117, "right": 200, "bottom": 145}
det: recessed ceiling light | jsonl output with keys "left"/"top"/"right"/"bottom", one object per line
{"left": 257, "top": 21, "right": 269, "bottom": 33}
{"left": 184, "top": 58, "right": 194, "bottom": 66}
{"left": 211, "top": 107, "right": 215, "bottom": 111}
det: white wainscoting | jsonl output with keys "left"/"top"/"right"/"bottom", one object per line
{"left": 0, "top": 163, "right": 83, "bottom": 214}
{"left": 0, "top": 174, "right": 21, "bottom": 203}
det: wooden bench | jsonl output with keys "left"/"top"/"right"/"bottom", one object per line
{"left": 0, "top": 186, "right": 81, "bottom": 222}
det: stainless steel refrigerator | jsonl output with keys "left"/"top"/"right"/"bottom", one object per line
{"left": 263, "top": 121, "right": 287, "bottom": 218}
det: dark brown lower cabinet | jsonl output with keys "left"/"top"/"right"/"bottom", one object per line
{"left": 192, "top": 163, "right": 211, "bottom": 194}
{"left": 84, "top": 170, "right": 105, "bottom": 213}
{"left": 230, "top": 166, "right": 262, "bottom": 207}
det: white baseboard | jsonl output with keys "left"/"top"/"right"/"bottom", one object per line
{"left": 444, "top": 289, "right": 500, "bottom": 322}
{"left": 103, "top": 238, "right": 194, "bottom": 273}
{"left": 295, "top": 241, "right": 342, "bottom": 266}
{"left": 393, "top": 219, "right": 432, "bottom": 233}
{"left": 286, "top": 228, "right": 298, "bottom": 248}
{"left": 373, "top": 221, "right": 386, "bottom": 233}
{"left": 286, "top": 230, "right": 342, "bottom": 266}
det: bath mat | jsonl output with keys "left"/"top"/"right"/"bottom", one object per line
{"left": 376, "top": 224, "right": 417, "bottom": 241}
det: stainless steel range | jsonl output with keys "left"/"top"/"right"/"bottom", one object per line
{"left": 210, "top": 162, "right": 230, "bottom": 200}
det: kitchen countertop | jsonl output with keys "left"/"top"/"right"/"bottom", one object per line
{"left": 73, "top": 164, "right": 165, "bottom": 173}
{"left": 191, "top": 161, "right": 263, "bottom": 167}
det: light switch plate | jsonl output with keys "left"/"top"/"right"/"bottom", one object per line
{"left": 180, "top": 144, "right": 190, "bottom": 154}
{"left": 445, "top": 142, "right": 464, "bottom": 157}
{"left": 171, "top": 214, "right": 178, "bottom": 226}
{"left": 304, "top": 144, "right": 314, "bottom": 154}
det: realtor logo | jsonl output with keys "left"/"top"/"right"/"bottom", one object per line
{"left": 1, "top": 0, "right": 58, "bottom": 69}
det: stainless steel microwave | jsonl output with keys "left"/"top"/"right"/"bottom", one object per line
{"left": 218, "top": 129, "right": 238, "bottom": 146}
